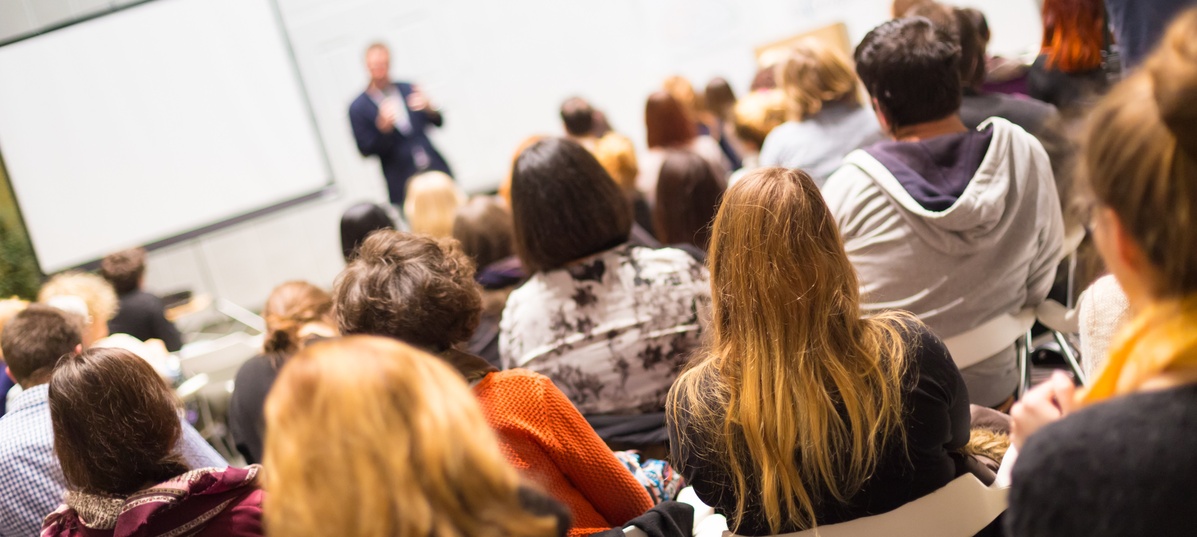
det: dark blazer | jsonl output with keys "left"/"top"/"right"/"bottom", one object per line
{"left": 348, "top": 81, "right": 451, "bottom": 205}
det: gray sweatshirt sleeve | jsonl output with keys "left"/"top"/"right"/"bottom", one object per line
{"left": 1023, "top": 171, "right": 1066, "bottom": 308}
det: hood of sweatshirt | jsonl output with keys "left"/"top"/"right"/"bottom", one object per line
{"left": 845, "top": 118, "right": 1030, "bottom": 256}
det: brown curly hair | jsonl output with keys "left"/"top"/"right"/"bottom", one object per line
{"left": 333, "top": 231, "right": 482, "bottom": 352}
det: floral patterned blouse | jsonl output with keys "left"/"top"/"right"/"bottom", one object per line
{"left": 500, "top": 244, "right": 711, "bottom": 416}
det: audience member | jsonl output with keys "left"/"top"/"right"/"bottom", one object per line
{"left": 892, "top": 0, "right": 932, "bottom": 17}
{"left": 639, "top": 91, "right": 729, "bottom": 205}
{"left": 501, "top": 138, "right": 711, "bottom": 417}
{"left": 1028, "top": 0, "right": 1109, "bottom": 112}
{"left": 668, "top": 168, "right": 969, "bottom": 534}
{"left": 759, "top": 39, "right": 883, "bottom": 184}
{"left": 1076, "top": 274, "right": 1130, "bottom": 380}
{"left": 561, "top": 96, "right": 599, "bottom": 151}
{"left": 263, "top": 336, "right": 570, "bottom": 537}
{"left": 653, "top": 152, "right": 725, "bottom": 252}
{"left": 228, "top": 281, "right": 334, "bottom": 464}
{"left": 339, "top": 201, "right": 395, "bottom": 262}
{"left": 593, "top": 132, "right": 654, "bottom": 237}
{"left": 41, "top": 348, "right": 261, "bottom": 536}
{"left": 452, "top": 197, "right": 522, "bottom": 366}
{"left": 728, "top": 89, "right": 786, "bottom": 184}
{"left": 404, "top": 170, "right": 466, "bottom": 238}
{"left": 1007, "top": 10, "right": 1197, "bottom": 534}
{"left": 499, "top": 135, "right": 546, "bottom": 206}
{"left": 0, "top": 306, "right": 226, "bottom": 536}
{"left": 0, "top": 298, "right": 28, "bottom": 416}
{"left": 1105, "top": 0, "right": 1196, "bottom": 71}
{"left": 99, "top": 247, "right": 184, "bottom": 352}
{"left": 824, "top": 17, "right": 1064, "bottom": 407}
{"left": 334, "top": 230, "right": 654, "bottom": 536}
{"left": 703, "top": 77, "right": 743, "bottom": 169}
{"left": 39, "top": 272, "right": 177, "bottom": 377}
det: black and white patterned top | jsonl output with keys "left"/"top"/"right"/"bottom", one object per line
{"left": 500, "top": 244, "right": 711, "bottom": 416}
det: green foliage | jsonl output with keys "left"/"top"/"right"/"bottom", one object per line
{"left": 0, "top": 221, "right": 41, "bottom": 300}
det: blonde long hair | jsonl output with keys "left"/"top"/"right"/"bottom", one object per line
{"left": 264, "top": 336, "right": 560, "bottom": 537}
{"left": 667, "top": 168, "right": 909, "bottom": 533}
{"left": 404, "top": 171, "right": 466, "bottom": 238}
{"left": 778, "top": 39, "right": 861, "bottom": 121}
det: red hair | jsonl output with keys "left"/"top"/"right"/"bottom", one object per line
{"left": 1041, "top": 0, "right": 1105, "bottom": 72}
{"left": 645, "top": 91, "right": 697, "bottom": 149}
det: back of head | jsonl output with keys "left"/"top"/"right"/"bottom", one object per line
{"left": 891, "top": 0, "right": 931, "bottom": 18}
{"left": 1, "top": 304, "right": 81, "bottom": 385}
{"left": 732, "top": 90, "right": 786, "bottom": 151}
{"left": 653, "top": 152, "right": 726, "bottom": 250}
{"left": 500, "top": 136, "right": 546, "bottom": 206}
{"left": 99, "top": 248, "right": 146, "bottom": 295}
{"left": 1083, "top": 7, "right": 1197, "bottom": 298}
{"left": 452, "top": 196, "right": 515, "bottom": 270}
{"left": 662, "top": 75, "right": 702, "bottom": 119}
{"left": 704, "top": 77, "right": 737, "bottom": 120}
{"left": 340, "top": 202, "right": 395, "bottom": 262}
{"left": 559, "top": 97, "right": 596, "bottom": 137}
{"left": 263, "top": 336, "right": 560, "bottom": 537}
{"left": 510, "top": 137, "right": 632, "bottom": 273}
{"left": 0, "top": 298, "right": 30, "bottom": 362}
{"left": 1041, "top": 0, "right": 1105, "bottom": 72}
{"left": 591, "top": 133, "right": 640, "bottom": 192}
{"left": 404, "top": 171, "right": 466, "bottom": 238}
{"left": 263, "top": 281, "right": 333, "bottom": 357}
{"left": 855, "top": 17, "right": 962, "bottom": 130}
{"left": 39, "top": 272, "right": 118, "bottom": 344}
{"left": 669, "top": 167, "right": 908, "bottom": 532}
{"left": 779, "top": 38, "right": 861, "bottom": 120}
{"left": 952, "top": 6, "right": 988, "bottom": 91}
{"left": 50, "top": 347, "right": 186, "bottom": 495}
{"left": 645, "top": 91, "right": 698, "bottom": 149}
{"left": 333, "top": 230, "right": 481, "bottom": 351}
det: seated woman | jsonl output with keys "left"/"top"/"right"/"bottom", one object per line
{"left": 340, "top": 202, "right": 394, "bottom": 262}
{"left": 404, "top": 170, "right": 466, "bottom": 238}
{"left": 228, "top": 281, "right": 335, "bottom": 464}
{"left": 653, "top": 151, "right": 726, "bottom": 253}
{"left": 667, "top": 167, "right": 969, "bottom": 535}
{"left": 637, "top": 91, "right": 729, "bottom": 205}
{"left": 453, "top": 196, "right": 523, "bottom": 367}
{"left": 263, "top": 336, "right": 569, "bottom": 537}
{"left": 1007, "top": 10, "right": 1197, "bottom": 535}
{"left": 334, "top": 230, "right": 654, "bottom": 536}
{"left": 42, "top": 348, "right": 261, "bottom": 536}
{"left": 501, "top": 138, "right": 711, "bottom": 417}
{"left": 758, "top": 38, "right": 883, "bottom": 184}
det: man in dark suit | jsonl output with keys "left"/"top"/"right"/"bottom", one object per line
{"left": 348, "top": 42, "right": 451, "bottom": 206}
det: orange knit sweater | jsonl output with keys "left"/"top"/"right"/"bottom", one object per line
{"left": 473, "top": 369, "right": 654, "bottom": 536}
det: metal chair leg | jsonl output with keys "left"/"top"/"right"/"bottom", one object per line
{"left": 1053, "top": 330, "right": 1087, "bottom": 385}
{"left": 1016, "top": 331, "right": 1033, "bottom": 399}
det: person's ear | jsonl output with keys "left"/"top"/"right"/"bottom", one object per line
{"left": 5, "top": 366, "right": 14, "bottom": 384}
{"left": 74, "top": 344, "right": 82, "bottom": 355}
{"left": 871, "top": 97, "right": 894, "bottom": 138}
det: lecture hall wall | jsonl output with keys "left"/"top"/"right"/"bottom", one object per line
{"left": 0, "top": 0, "right": 1041, "bottom": 311}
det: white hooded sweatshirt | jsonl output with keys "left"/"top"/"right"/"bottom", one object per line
{"left": 823, "top": 118, "right": 1064, "bottom": 401}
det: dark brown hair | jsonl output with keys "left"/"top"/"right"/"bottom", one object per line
{"left": 452, "top": 196, "right": 514, "bottom": 270}
{"left": 855, "top": 17, "right": 963, "bottom": 130}
{"left": 263, "top": 281, "right": 333, "bottom": 358}
{"left": 560, "top": 97, "right": 596, "bottom": 137}
{"left": 50, "top": 347, "right": 187, "bottom": 495}
{"left": 334, "top": 231, "right": 482, "bottom": 351}
{"left": 654, "top": 152, "right": 726, "bottom": 250}
{"left": 705, "top": 78, "right": 737, "bottom": 121}
{"left": 953, "top": 7, "right": 989, "bottom": 91}
{"left": 510, "top": 138, "right": 632, "bottom": 273}
{"left": 645, "top": 91, "right": 698, "bottom": 149}
{"left": 340, "top": 202, "right": 395, "bottom": 262}
{"left": 0, "top": 305, "right": 82, "bottom": 384}
{"left": 99, "top": 248, "right": 146, "bottom": 295}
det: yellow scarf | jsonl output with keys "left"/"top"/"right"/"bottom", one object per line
{"left": 1081, "top": 296, "right": 1197, "bottom": 405}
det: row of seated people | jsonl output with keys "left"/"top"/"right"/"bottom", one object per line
{"left": 0, "top": 4, "right": 1195, "bottom": 537}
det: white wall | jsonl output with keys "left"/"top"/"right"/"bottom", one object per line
{"left": 0, "top": 0, "right": 1041, "bottom": 310}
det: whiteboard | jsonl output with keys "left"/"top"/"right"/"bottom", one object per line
{"left": 0, "top": 0, "right": 331, "bottom": 272}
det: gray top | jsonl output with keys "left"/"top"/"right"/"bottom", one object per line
{"left": 758, "top": 102, "right": 884, "bottom": 185}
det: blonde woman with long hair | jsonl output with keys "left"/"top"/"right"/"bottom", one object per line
{"left": 667, "top": 167, "right": 969, "bottom": 534}
{"left": 264, "top": 336, "right": 569, "bottom": 537}
{"left": 1007, "top": 9, "right": 1197, "bottom": 536}
{"left": 758, "top": 38, "right": 883, "bottom": 183}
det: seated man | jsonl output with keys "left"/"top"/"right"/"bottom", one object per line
{"left": 100, "top": 247, "right": 184, "bottom": 352}
{"left": 0, "top": 305, "right": 225, "bottom": 536}
{"left": 823, "top": 17, "right": 1063, "bottom": 408}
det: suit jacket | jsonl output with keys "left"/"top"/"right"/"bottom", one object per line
{"left": 349, "top": 81, "right": 451, "bottom": 205}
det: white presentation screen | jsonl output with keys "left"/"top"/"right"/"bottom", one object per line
{"left": 0, "top": 0, "right": 331, "bottom": 272}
